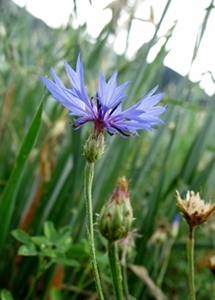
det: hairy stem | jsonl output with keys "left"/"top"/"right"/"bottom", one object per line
{"left": 108, "top": 241, "right": 123, "bottom": 300}
{"left": 84, "top": 162, "right": 104, "bottom": 300}
{"left": 187, "top": 226, "right": 196, "bottom": 300}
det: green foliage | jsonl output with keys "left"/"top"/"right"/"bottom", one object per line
{"left": 0, "top": 290, "right": 15, "bottom": 300}
{"left": 0, "top": 100, "right": 43, "bottom": 253}
{"left": 12, "top": 221, "right": 79, "bottom": 266}
{"left": 1, "top": 0, "right": 215, "bottom": 299}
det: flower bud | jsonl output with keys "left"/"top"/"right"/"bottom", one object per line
{"left": 98, "top": 177, "right": 133, "bottom": 242}
{"left": 170, "top": 214, "right": 180, "bottom": 238}
{"left": 84, "top": 131, "right": 105, "bottom": 163}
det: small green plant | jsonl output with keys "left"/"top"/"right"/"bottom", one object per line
{"left": 11, "top": 222, "right": 80, "bottom": 300}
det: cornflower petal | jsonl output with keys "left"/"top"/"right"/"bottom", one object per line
{"left": 97, "top": 72, "right": 130, "bottom": 110}
{"left": 40, "top": 76, "right": 89, "bottom": 116}
{"left": 40, "top": 55, "right": 166, "bottom": 136}
{"left": 63, "top": 55, "right": 89, "bottom": 105}
{"left": 50, "top": 68, "right": 65, "bottom": 88}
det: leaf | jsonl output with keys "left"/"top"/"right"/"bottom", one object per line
{"left": 129, "top": 264, "right": 167, "bottom": 300}
{"left": 55, "top": 257, "right": 80, "bottom": 267}
{"left": 67, "top": 240, "right": 89, "bottom": 259}
{"left": 55, "top": 227, "right": 72, "bottom": 252}
{"left": 11, "top": 229, "right": 31, "bottom": 244}
{"left": 18, "top": 244, "right": 37, "bottom": 256}
{"left": 31, "top": 236, "right": 49, "bottom": 248}
{"left": 44, "top": 221, "right": 57, "bottom": 240}
{"left": 50, "top": 288, "right": 62, "bottom": 300}
{"left": 39, "top": 248, "right": 62, "bottom": 259}
{"left": 0, "top": 290, "right": 15, "bottom": 300}
{"left": 0, "top": 100, "right": 43, "bottom": 254}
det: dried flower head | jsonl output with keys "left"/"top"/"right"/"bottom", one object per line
{"left": 176, "top": 190, "right": 215, "bottom": 228}
{"left": 147, "top": 222, "right": 169, "bottom": 247}
{"left": 208, "top": 255, "right": 215, "bottom": 275}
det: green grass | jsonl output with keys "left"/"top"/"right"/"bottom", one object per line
{"left": 1, "top": 1, "right": 215, "bottom": 299}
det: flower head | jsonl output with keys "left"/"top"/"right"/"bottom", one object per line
{"left": 40, "top": 54, "right": 166, "bottom": 137}
{"left": 98, "top": 177, "right": 133, "bottom": 241}
{"left": 176, "top": 190, "right": 215, "bottom": 228}
{"left": 147, "top": 221, "right": 169, "bottom": 246}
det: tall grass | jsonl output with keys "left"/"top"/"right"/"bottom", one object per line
{"left": 0, "top": 1, "right": 215, "bottom": 299}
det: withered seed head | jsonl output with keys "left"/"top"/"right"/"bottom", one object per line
{"left": 208, "top": 255, "right": 215, "bottom": 275}
{"left": 176, "top": 190, "right": 215, "bottom": 228}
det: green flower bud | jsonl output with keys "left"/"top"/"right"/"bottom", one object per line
{"left": 98, "top": 177, "right": 133, "bottom": 242}
{"left": 84, "top": 131, "right": 105, "bottom": 163}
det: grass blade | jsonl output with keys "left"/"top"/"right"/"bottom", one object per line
{"left": 0, "top": 100, "right": 43, "bottom": 253}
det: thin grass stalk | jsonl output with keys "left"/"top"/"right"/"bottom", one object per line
{"left": 190, "top": 0, "right": 214, "bottom": 67}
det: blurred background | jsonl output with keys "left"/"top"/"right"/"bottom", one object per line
{"left": 1, "top": 0, "right": 215, "bottom": 299}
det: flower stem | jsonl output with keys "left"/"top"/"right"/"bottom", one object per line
{"left": 122, "top": 262, "right": 130, "bottom": 300}
{"left": 84, "top": 162, "right": 104, "bottom": 300}
{"left": 187, "top": 226, "right": 196, "bottom": 300}
{"left": 157, "top": 238, "right": 174, "bottom": 287}
{"left": 108, "top": 241, "right": 123, "bottom": 300}
{"left": 212, "top": 279, "right": 215, "bottom": 300}
{"left": 25, "top": 258, "right": 53, "bottom": 300}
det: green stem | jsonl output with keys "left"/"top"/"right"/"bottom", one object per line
{"left": 187, "top": 226, "right": 196, "bottom": 300}
{"left": 25, "top": 258, "right": 54, "bottom": 300}
{"left": 108, "top": 241, "right": 123, "bottom": 300}
{"left": 25, "top": 279, "right": 37, "bottom": 300}
{"left": 157, "top": 238, "right": 174, "bottom": 287}
{"left": 122, "top": 263, "right": 130, "bottom": 300}
{"left": 84, "top": 162, "right": 104, "bottom": 300}
{"left": 212, "top": 279, "right": 215, "bottom": 300}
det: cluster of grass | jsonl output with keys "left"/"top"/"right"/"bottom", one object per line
{"left": 1, "top": 0, "right": 215, "bottom": 299}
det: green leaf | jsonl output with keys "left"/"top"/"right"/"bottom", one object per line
{"left": 67, "top": 240, "right": 89, "bottom": 259}
{"left": 39, "top": 248, "right": 62, "bottom": 259}
{"left": 55, "top": 257, "right": 80, "bottom": 267}
{"left": 50, "top": 288, "right": 62, "bottom": 300}
{"left": 55, "top": 227, "right": 72, "bottom": 252}
{"left": 18, "top": 244, "right": 37, "bottom": 256}
{"left": 31, "top": 236, "right": 49, "bottom": 248}
{"left": 0, "top": 290, "right": 15, "bottom": 300}
{"left": 11, "top": 229, "right": 31, "bottom": 244}
{"left": 0, "top": 100, "right": 43, "bottom": 254}
{"left": 44, "top": 221, "right": 57, "bottom": 240}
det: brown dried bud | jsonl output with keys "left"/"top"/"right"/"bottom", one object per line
{"left": 176, "top": 190, "right": 215, "bottom": 228}
{"left": 208, "top": 255, "right": 215, "bottom": 275}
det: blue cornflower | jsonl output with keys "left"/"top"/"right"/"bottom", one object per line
{"left": 40, "top": 55, "right": 166, "bottom": 137}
